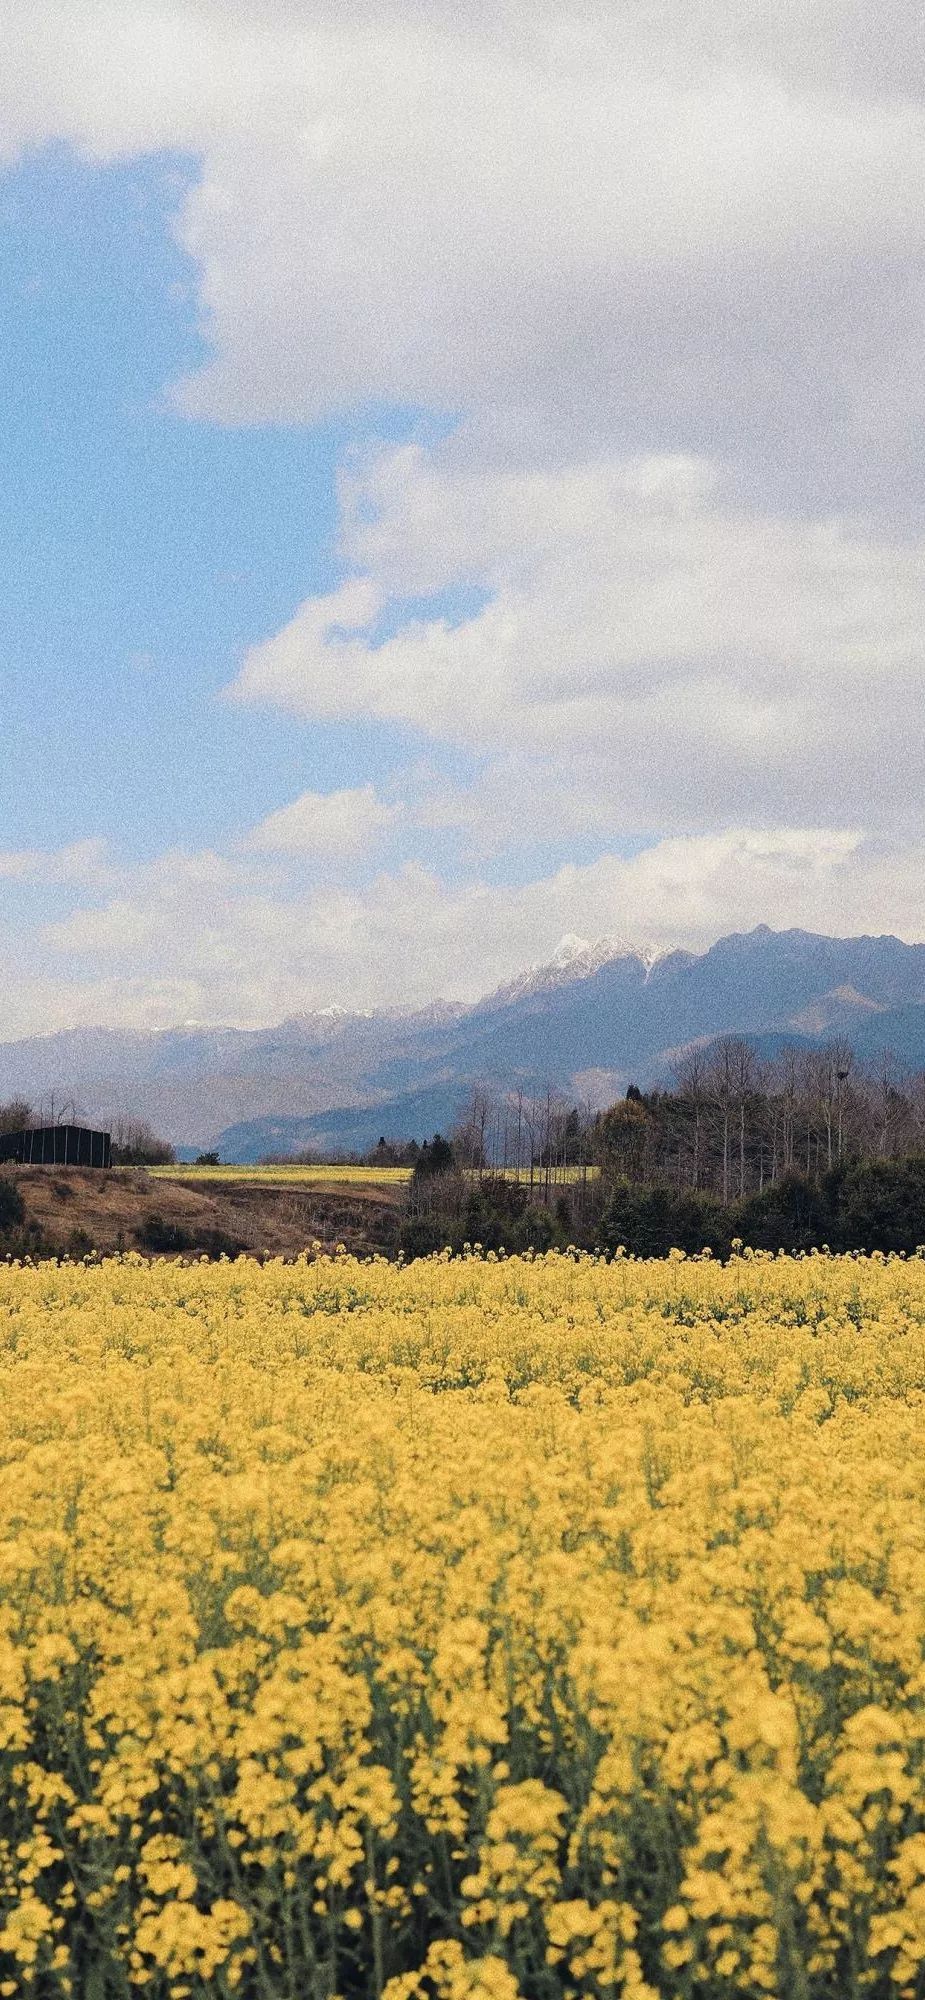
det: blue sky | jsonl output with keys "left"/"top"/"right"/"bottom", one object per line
{"left": 0, "top": 143, "right": 561, "bottom": 887}
{"left": 2, "top": 145, "right": 377, "bottom": 859}
{"left": 2, "top": 2, "right": 925, "bottom": 1035}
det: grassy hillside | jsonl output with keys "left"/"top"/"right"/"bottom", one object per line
{"left": 3, "top": 1165, "right": 402, "bottom": 1259}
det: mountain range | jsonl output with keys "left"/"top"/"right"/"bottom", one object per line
{"left": 4, "top": 926, "right": 925, "bottom": 1161}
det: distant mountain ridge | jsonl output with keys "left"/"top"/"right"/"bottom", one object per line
{"left": 4, "top": 927, "right": 925, "bottom": 1160}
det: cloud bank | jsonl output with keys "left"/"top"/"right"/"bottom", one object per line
{"left": 3, "top": 821, "right": 925, "bottom": 1040}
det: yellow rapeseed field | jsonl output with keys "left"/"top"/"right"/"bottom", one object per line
{"left": 4, "top": 1247, "right": 925, "bottom": 1997}
{"left": 148, "top": 1165, "right": 414, "bottom": 1188}
{"left": 146, "top": 1165, "right": 595, "bottom": 1190}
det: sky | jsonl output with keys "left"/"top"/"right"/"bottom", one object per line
{"left": 3, "top": 0, "right": 925, "bottom": 1037}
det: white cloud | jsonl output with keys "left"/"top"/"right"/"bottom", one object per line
{"left": 171, "top": 50, "right": 925, "bottom": 435}
{"left": 230, "top": 443, "right": 925, "bottom": 839}
{"left": 245, "top": 783, "right": 399, "bottom": 856}
{"left": 0, "top": 837, "right": 112, "bottom": 889}
{"left": 4, "top": 1, "right": 925, "bottom": 510}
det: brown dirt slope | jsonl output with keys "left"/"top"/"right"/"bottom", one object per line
{"left": 6, "top": 1166, "right": 402, "bottom": 1259}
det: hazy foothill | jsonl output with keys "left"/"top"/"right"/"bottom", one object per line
{"left": 9, "top": 924, "right": 925, "bottom": 1262}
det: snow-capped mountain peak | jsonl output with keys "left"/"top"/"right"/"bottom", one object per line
{"left": 549, "top": 933, "right": 594, "bottom": 966}
{"left": 485, "top": 933, "right": 660, "bottom": 1008}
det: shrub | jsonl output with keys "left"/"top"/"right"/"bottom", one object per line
{"left": 137, "top": 1215, "right": 195, "bottom": 1254}
{"left": 734, "top": 1171, "right": 832, "bottom": 1253}
{"left": 0, "top": 1175, "right": 47, "bottom": 1259}
{"left": 0, "top": 1175, "right": 25, "bottom": 1236}
{"left": 599, "top": 1181, "right": 730, "bottom": 1258}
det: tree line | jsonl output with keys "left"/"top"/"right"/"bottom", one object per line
{"left": 400, "top": 1042, "right": 925, "bottom": 1257}
{"left": 440, "top": 1041, "right": 925, "bottom": 1193}
{"left": 595, "top": 1039, "right": 925, "bottom": 1198}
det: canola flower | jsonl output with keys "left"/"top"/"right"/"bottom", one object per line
{"left": 147, "top": 1165, "right": 414, "bottom": 1188}
{"left": 146, "top": 1164, "right": 597, "bottom": 1189}
{"left": 142, "top": 1168, "right": 596, "bottom": 1192}
{"left": 2, "top": 1248, "right": 925, "bottom": 1994}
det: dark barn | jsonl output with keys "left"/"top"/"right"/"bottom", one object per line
{"left": 0, "top": 1125, "right": 112, "bottom": 1168}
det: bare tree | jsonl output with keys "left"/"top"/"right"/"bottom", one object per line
{"left": 732, "top": 1040, "right": 759, "bottom": 1198}
{"left": 906, "top": 1071, "right": 925, "bottom": 1154}
{"left": 774, "top": 1046, "right": 802, "bottom": 1174}
{"left": 451, "top": 1088, "right": 494, "bottom": 1174}
{"left": 110, "top": 1119, "right": 175, "bottom": 1166}
{"left": 871, "top": 1050, "right": 908, "bottom": 1159}
{"left": 672, "top": 1048, "right": 709, "bottom": 1190}
{"left": 833, "top": 1041, "right": 854, "bottom": 1162}
{"left": 706, "top": 1039, "right": 740, "bottom": 1204}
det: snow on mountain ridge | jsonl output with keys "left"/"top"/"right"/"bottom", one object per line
{"left": 485, "top": 933, "right": 664, "bottom": 1007}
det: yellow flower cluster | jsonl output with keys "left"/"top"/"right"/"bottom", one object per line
{"left": 3, "top": 1247, "right": 925, "bottom": 1996}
